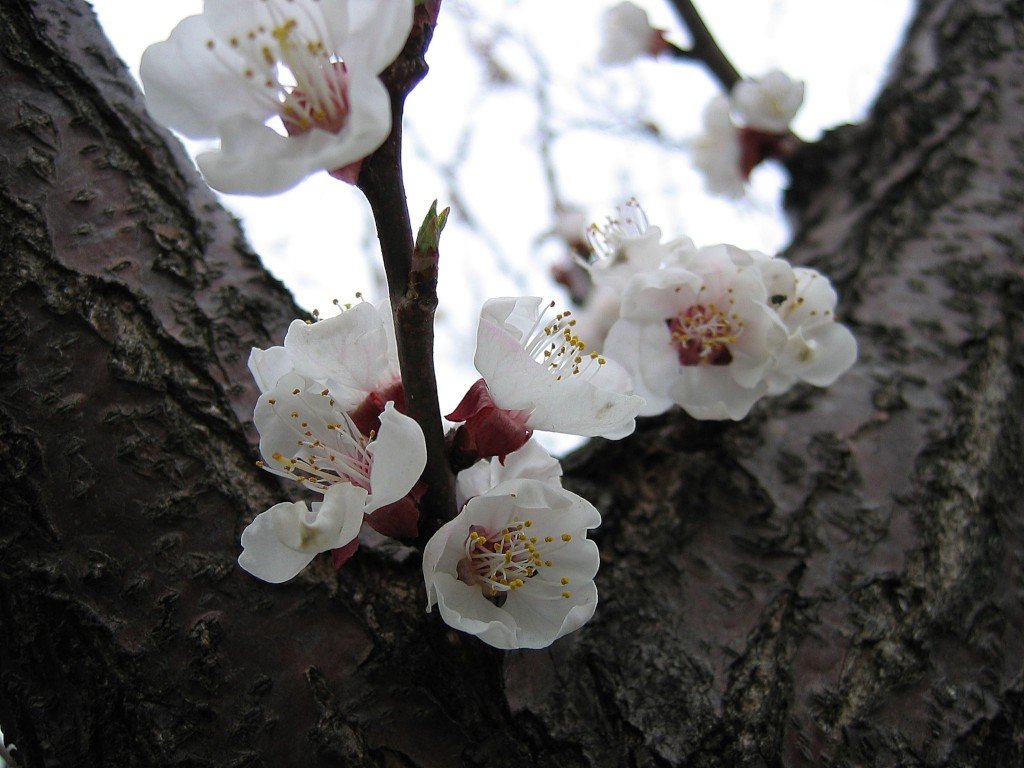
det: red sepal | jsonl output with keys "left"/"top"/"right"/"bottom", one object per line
{"left": 364, "top": 481, "right": 426, "bottom": 539}
{"left": 448, "top": 379, "right": 533, "bottom": 464}
{"left": 331, "top": 538, "right": 360, "bottom": 570}
{"left": 349, "top": 380, "right": 407, "bottom": 436}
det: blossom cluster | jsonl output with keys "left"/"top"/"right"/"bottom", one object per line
{"left": 141, "top": 1, "right": 857, "bottom": 651}
{"left": 238, "top": 295, "right": 632, "bottom": 649}
{"left": 587, "top": 200, "right": 857, "bottom": 420}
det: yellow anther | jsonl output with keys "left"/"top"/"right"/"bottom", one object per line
{"left": 561, "top": 577, "right": 570, "bottom": 585}
{"left": 545, "top": 536, "right": 553, "bottom": 543}
{"left": 562, "top": 591, "right": 571, "bottom": 599}
{"left": 561, "top": 533, "right": 572, "bottom": 542}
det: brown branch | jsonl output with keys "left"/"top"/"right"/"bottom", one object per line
{"left": 357, "top": 1, "right": 456, "bottom": 542}
{"left": 665, "top": 0, "right": 741, "bottom": 92}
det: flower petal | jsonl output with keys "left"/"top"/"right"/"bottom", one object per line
{"left": 365, "top": 402, "right": 426, "bottom": 513}
{"left": 140, "top": 14, "right": 274, "bottom": 138}
{"left": 247, "top": 345, "right": 293, "bottom": 394}
{"left": 238, "top": 501, "right": 319, "bottom": 583}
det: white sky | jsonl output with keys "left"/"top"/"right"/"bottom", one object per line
{"left": 89, "top": 0, "right": 913, "bottom": 454}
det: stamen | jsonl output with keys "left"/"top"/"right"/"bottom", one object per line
{"left": 458, "top": 520, "right": 577, "bottom": 601}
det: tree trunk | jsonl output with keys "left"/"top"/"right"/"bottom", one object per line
{"left": 2, "top": 0, "right": 1022, "bottom": 766}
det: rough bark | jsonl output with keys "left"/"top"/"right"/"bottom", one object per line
{"left": 1, "top": 0, "right": 1022, "bottom": 766}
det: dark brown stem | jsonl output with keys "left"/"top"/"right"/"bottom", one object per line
{"left": 357, "top": 4, "right": 456, "bottom": 543}
{"left": 666, "top": 0, "right": 741, "bottom": 92}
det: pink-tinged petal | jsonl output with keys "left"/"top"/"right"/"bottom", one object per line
{"left": 247, "top": 345, "right": 293, "bottom": 394}
{"left": 238, "top": 502, "right": 318, "bottom": 583}
{"left": 365, "top": 402, "right": 426, "bottom": 513}
{"left": 196, "top": 117, "right": 319, "bottom": 195}
{"left": 473, "top": 296, "right": 643, "bottom": 440}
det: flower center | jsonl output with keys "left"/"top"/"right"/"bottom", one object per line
{"left": 206, "top": 4, "right": 351, "bottom": 136}
{"left": 261, "top": 389, "right": 374, "bottom": 492}
{"left": 667, "top": 304, "right": 739, "bottom": 366}
{"left": 523, "top": 302, "right": 607, "bottom": 382}
{"left": 586, "top": 197, "right": 648, "bottom": 264}
{"left": 457, "top": 520, "right": 575, "bottom": 603}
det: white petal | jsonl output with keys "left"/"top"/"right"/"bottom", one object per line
{"left": 510, "top": 578, "right": 598, "bottom": 649}
{"left": 238, "top": 502, "right": 319, "bottom": 583}
{"left": 365, "top": 403, "right": 426, "bottom": 513}
{"left": 140, "top": 14, "right": 275, "bottom": 139}
{"left": 283, "top": 302, "right": 398, "bottom": 400}
{"left": 334, "top": 0, "right": 415, "bottom": 73}
{"left": 431, "top": 574, "right": 520, "bottom": 649}
{"left": 274, "top": 482, "right": 366, "bottom": 552}
{"left": 247, "top": 345, "right": 293, "bottom": 394}
{"left": 669, "top": 366, "right": 765, "bottom": 421}
{"left": 196, "top": 117, "right": 319, "bottom": 195}
{"left": 619, "top": 268, "right": 702, "bottom": 322}
{"left": 790, "top": 323, "right": 858, "bottom": 386}
{"left": 455, "top": 439, "right": 563, "bottom": 510}
{"left": 239, "top": 484, "right": 365, "bottom": 583}
{"left": 474, "top": 299, "right": 643, "bottom": 438}
{"left": 604, "top": 319, "right": 678, "bottom": 417}
{"left": 254, "top": 372, "right": 340, "bottom": 473}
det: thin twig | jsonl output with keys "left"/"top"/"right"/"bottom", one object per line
{"left": 665, "top": 0, "right": 741, "bottom": 92}
{"left": 357, "top": 1, "right": 456, "bottom": 542}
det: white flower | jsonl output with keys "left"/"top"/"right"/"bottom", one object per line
{"left": 692, "top": 95, "right": 745, "bottom": 199}
{"left": 731, "top": 69, "right": 805, "bottom": 134}
{"left": 585, "top": 199, "right": 696, "bottom": 293}
{"left": 239, "top": 482, "right": 366, "bottom": 583}
{"left": 456, "top": 438, "right": 563, "bottom": 509}
{"left": 140, "top": 0, "right": 414, "bottom": 194}
{"left": 605, "top": 243, "right": 857, "bottom": 420}
{"left": 598, "top": 1, "right": 664, "bottom": 66}
{"left": 423, "top": 478, "right": 601, "bottom": 649}
{"left": 468, "top": 296, "right": 644, "bottom": 439}
{"left": 758, "top": 265, "right": 857, "bottom": 394}
{"left": 605, "top": 244, "right": 780, "bottom": 419}
{"left": 238, "top": 374, "right": 426, "bottom": 581}
{"left": 248, "top": 299, "right": 402, "bottom": 429}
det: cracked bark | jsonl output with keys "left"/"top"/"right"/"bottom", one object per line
{"left": 1, "top": 0, "right": 1022, "bottom": 766}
